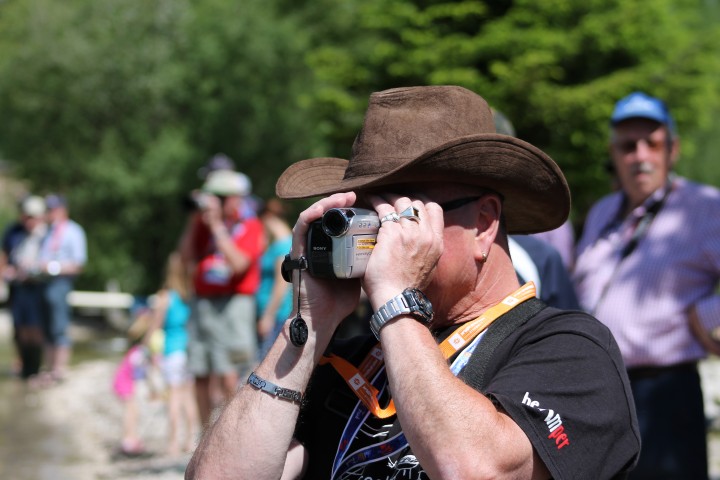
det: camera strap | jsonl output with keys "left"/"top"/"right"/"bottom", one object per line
{"left": 281, "top": 254, "right": 310, "bottom": 346}
{"left": 589, "top": 177, "right": 674, "bottom": 315}
{"left": 320, "top": 282, "right": 538, "bottom": 419}
{"left": 281, "top": 254, "right": 308, "bottom": 283}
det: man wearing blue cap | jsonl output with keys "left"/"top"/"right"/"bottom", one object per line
{"left": 574, "top": 92, "right": 720, "bottom": 479}
{"left": 38, "top": 193, "right": 87, "bottom": 383}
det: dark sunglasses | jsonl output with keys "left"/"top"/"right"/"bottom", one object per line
{"left": 439, "top": 195, "right": 486, "bottom": 213}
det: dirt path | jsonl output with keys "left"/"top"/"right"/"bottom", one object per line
{"left": 0, "top": 308, "right": 191, "bottom": 480}
{"left": 3, "top": 358, "right": 192, "bottom": 480}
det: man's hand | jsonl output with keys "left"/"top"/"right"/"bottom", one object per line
{"left": 288, "top": 192, "right": 363, "bottom": 340}
{"left": 199, "top": 194, "right": 223, "bottom": 228}
{"left": 362, "top": 194, "right": 444, "bottom": 310}
{"left": 688, "top": 304, "right": 720, "bottom": 356}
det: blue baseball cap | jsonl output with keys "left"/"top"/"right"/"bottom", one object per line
{"left": 610, "top": 92, "right": 676, "bottom": 136}
{"left": 45, "top": 193, "right": 67, "bottom": 210}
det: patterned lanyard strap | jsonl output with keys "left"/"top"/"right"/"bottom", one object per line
{"left": 48, "top": 220, "right": 67, "bottom": 255}
{"left": 320, "top": 282, "right": 537, "bottom": 419}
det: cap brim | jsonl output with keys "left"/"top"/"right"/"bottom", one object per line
{"left": 611, "top": 111, "right": 666, "bottom": 125}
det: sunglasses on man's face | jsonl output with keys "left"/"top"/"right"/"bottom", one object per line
{"left": 612, "top": 137, "right": 669, "bottom": 155}
{"left": 358, "top": 191, "right": 491, "bottom": 214}
{"left": 438, "top": 195, "right": 486, "bottom": 213}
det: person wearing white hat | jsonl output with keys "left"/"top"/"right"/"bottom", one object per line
{"left": 179, "top": 168, "right": 265, "bottom": 428}
{"left": 1, "top": 195, "right": 48, "bottom": 380}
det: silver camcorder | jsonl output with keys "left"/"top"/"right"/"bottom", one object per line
{"left": 307, "top": 208, "right": 379, "bottom": 279}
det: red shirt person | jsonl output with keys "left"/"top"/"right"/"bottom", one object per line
{"left": 180, "top": 168, "right": 264, "bottom": 427}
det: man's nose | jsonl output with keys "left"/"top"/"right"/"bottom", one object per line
{"left": 633, "top": 139, "right": 654, "bottom": 159}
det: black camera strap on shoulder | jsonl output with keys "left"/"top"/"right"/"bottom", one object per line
{"left": 459, "top": 297, "right": 546, "bottom": 391}
{"left": 590, "top": 177, "right": 674, "bottom": 315}
{"left": 619, "top": 178, "right": 673, "bottom": 259}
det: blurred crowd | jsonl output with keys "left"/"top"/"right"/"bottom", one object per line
{"left": 109, "top": 153, "right": 310, "bottom": 457}
{"left": 1, "top": 193, "right": 87, "bottom": 386}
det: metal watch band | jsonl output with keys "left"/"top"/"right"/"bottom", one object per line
{"left": 247, "top": 372, "right": 303, "bottom": 404}
{"left": 370, "top": 289, "right": 431, "bottom": 340}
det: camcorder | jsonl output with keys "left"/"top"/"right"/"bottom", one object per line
{"left": 182, "top": 191, "right": 214, "bottom": 211}
{"left": 307, "top": 208, "right": 380, "bottom": 279}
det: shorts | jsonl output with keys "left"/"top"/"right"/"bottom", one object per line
{"left": 162, "top": 350, "right": 192, "bottom": 387}
{"left": 187, "top": 294, "right": 257, "bottom": 376}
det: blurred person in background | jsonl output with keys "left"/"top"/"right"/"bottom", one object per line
{"left": 149, "top": 251, "right": 199, "bottom": 456}
{"left": 112, "top": 306, "right": 165, "bottom": 457}
{"left": 1, "top": 195, "right": 48, "bottom": 381}
{"left": 190, "top": 152, "right": 260, "bottom": 219}
{"left": 531, "top": 220, "right": 575, "bottom": 271}
{"left": 491, "top": 108, "right": 580, "bottom": 310}
{"left": 256, "top": 198, "right": 293, "bottom": 361}
{"left": 573, "top": 92, "right": 720, "bottom": 479}
{"left": 38, "top": 193, "right": 87, "bottom": 383}
{"left": 1, "top": 195, "right": 31, "bottom": 376}
{"left": 179, "top": 168, "right": 265, "bottom": 428}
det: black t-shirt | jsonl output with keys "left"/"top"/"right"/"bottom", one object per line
{"left": 295, "top": 307, "right": 640, "bottom": 480}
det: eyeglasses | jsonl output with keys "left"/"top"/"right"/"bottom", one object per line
{"left": 612, "top": 137, "right": 668, "bottom": 155}
{"left": 439, "top": 196, "right": 485, "bottom": 213}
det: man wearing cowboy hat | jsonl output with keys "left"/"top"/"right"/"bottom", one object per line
{"left": 187, "top": 86, "right": 639, "bottom": 479}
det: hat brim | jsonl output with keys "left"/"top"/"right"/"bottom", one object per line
{"left": 276, "top": 134, "right": 569, "bottom": 234}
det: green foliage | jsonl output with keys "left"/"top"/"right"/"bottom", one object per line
{"left": 0, "top": 0, "right": 719, "bottom": 293}
{"left": 0, "top": 0, "right": 320, "bottom": 293}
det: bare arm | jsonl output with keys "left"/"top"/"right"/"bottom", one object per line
{"left": 0, "top": 251, "right": 15, "bottom": 282}
{"left": 186, "top": 192, "right": 362, "bottom": 479}
{"left": 380, "top": 319, "right": 550, "bottom": 479}
{"left": 186, "top": 331, "right": 315, "bottom": 480}
{"left": 143, "top": 289, "right": 169, "bottom": 344}
{"left": 688, "top": 303, "right": 720, "bottom": 356}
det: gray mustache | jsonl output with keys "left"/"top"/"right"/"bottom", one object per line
{"left": 631, "top": 163, "right": 654, "bottom": 175}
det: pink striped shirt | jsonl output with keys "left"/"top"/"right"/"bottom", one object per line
{"left": 573, "top": 176, "right": 720, "bottom": 368}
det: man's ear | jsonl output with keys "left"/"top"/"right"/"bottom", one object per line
{"left": 668, "top": 137, "right": 681, "bottom": 169}
{"left": 473, "top": 194, "right": 502, "bottom": 261}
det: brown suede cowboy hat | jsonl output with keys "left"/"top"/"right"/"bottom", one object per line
{"left": 276, "top": 85, "right": 570, "bottom": 234}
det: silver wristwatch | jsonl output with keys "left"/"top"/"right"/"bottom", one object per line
{"left": 370, "top": 288, "right": 434, "bottom": 339}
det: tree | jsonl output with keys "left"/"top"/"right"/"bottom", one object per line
{"left": 0, "top": 0, "right": 320, "bottom": 293}
{"left": 1, "top": 0, "right": 718, "bottom": 292}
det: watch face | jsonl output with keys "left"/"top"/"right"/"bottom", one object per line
{"left": 408, "top": 288, "right": 434, "bottom": 322}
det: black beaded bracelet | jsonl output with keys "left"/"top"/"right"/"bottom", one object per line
{"left": 247, "top": 372, "right": 303, "bottom": 405}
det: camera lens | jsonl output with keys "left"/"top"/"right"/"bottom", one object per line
{"left": 322, "top": 209, "right": 353, "bottom": 237}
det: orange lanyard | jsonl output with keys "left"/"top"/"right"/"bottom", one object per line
{"left": 320, "top": 282, "right": 537, "bottom": 418}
